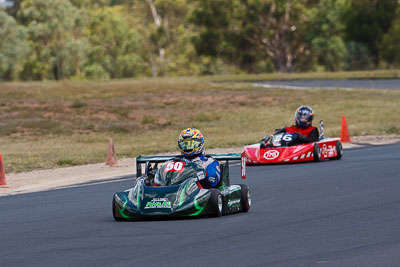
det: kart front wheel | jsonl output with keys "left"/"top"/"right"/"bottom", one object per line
{"left": 240, "top": 184, "right": 251, "bottom": 212}
{"left": 112, "top": 194, "right": 124, "bottom": 221}
{"left": 209, "top": 189, "right": 223, "bottom": 217}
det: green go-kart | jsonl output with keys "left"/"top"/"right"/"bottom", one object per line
{"left": 112, "top": 153, "right": 250, "bottom": 220}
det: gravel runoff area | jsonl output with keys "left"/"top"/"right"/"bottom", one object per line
{"left": 1, "top": 135, "right": 400, "bottom": 197}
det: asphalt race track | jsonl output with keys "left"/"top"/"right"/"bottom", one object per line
{"left": 254, "top": 78, "right": 400, "bottom": 90}
{"left": 1, "top": 144, "right": 400, "bottom": 266}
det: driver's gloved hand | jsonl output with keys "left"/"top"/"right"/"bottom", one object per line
{"left": 296, "top": 134, "right": 307, "bottom": 143}
{"left": 259, "top": 135, "right": 270, "bottom": 143}
{"left": 259, "top": 135, "right": 271, "bottom": 148}
{"left": 144, "top": 170, "right": 156, "bottom": 186}
{"left": 144, "top": 175, "right": 154, "bottom": 186}
{"left": 260, "top": 142, "right": 267, "bottom": 148}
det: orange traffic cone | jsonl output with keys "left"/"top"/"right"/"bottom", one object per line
{"left": 340, "top": 116, "right": 351, "bottom": 143}
{"left": 106, "top": 138, "right": 118, "bottom": 167}
{"left": 0, "top": 154, "right": 9, "bottom": 188}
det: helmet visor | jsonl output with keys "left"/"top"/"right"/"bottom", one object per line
{"left": 298, "top": 113, "right": 310, "bottom": 123}
{"left": 179, "top": 139, "right": 202, "bottom": 151}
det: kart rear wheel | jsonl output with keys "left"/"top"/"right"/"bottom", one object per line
{"left": 112, "top": 194, "right": 124, "bottom": 221}
{"left": 240, "top": 184, "right": 251, "bottom": 212}
{"left": 313, "top": 143, "right": 321, "bottom": 162}
{"left": 330, "top": 141, "right": 343, "bottom": 160}
{"left": 209, "top": 189, "right": 223, "bottom": 217}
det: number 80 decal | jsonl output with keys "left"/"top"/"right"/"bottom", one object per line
{"left": 164, "top": 161, "right": 185, "bottom": 173}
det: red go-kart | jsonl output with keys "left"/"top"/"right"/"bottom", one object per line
{"left": 244, "top": 121, "right": 343, "bottom": 165}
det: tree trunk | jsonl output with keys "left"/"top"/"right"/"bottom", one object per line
{"left": 147, "top": 39, "right": 158, "bottom": 78}
{"left": 53, "top": 64, "right": 59, "bottom": 80}
{"left": 145, "top": 0, "right": 165, "bottom": 75}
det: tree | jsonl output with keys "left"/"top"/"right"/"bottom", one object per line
{"left": 129, "top": 0, "right": 201, "bottom": 77}
{"left": 244, "top": 0, "right": 317, "bottom": 72}
{"left": 189, "top": 0, "right": 246, "bottom": 73}
{"left": 4, "top": 0, "right": 23, "bottom": 18}
{"left": 0, "top": 7, "right": 29, "bottom": 80}
{"left": 343, "top": 0, "right": 398, "bottom": 66}
{"left": 191, "top": 0, "right": 319, "bottom": 73}
{"left": 85, "top": 6, "right": 147, "bottom": 79}
{"left": 344, "top": 41, "right": 373, "bottom": 70}
{"left": 17, "top": 0, "right": 89, "bottom": 80}
{"left": 380, "top": 6, "right": 400, "bottom": 66}
{"left": 307, "top": 0, "right": 348, "bottom": 71}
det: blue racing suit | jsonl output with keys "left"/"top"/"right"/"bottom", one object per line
{"left": 188, "top": 154, "right": 221, "bottom": 188}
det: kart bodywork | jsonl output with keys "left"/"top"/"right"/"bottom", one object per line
{"left": 244, "top": 138, "right": 342, "bottom": 164}
{"left": 112, "top": 153, "right": 250, "bottom": 220}
{"left": 244, "top": 120, "right": 343, "bottom": 165}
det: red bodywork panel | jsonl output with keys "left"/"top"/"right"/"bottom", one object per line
{"left": 244, "top": 138, "right": 340, "bottom": 164}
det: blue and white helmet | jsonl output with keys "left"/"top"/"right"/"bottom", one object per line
{"left": 295, "top": 106, "right": 314, "bottom": 128}
{"left": 178, "top": 128, "right": 205, "bottom": 157}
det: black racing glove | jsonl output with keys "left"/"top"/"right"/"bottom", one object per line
{"left": 296, "top": 134, "right": 307, "bottom": 143}
{"left": 144, "top": 164, "right": 156, "bottom": 186}
{"left": 144, "top": 173, "right": 154, "bottom": 186}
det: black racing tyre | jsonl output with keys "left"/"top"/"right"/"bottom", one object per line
{"left": 112, "top": 194, "right": 124, "bottom": 221}
{"left": 330, "top": 141, "right": 343, "bottom": 160}
{"left": 240, "top": 184, "right": 251, "bottom": 212}
{"left": 209, "top": 189, "right": 223, "bottom": 217}
{"left": 313, "top": 143, "right": 321, "bottom": 162}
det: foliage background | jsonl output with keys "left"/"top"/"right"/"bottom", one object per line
{"left": 1, "top": 0, "right": 400, "bottom": 81}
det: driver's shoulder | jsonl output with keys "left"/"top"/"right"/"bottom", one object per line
{"left": 192, "top": 154, "right": 218, "bottom": 164}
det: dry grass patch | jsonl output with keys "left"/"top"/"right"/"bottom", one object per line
{"left": 0, "top": 75, "right": 399, "bottom": 173}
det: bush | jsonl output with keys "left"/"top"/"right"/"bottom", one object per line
{"left": 380, "top": 15, "right": 400, "bottom": 66}
{"left": 344, "top": 41, "right": 374, "bottom": 70}
{"left": 84, "top": 64, "right": 110, "bottom": 80}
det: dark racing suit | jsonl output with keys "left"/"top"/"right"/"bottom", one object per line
{"left": 283, "top": 125, "right": 319, "bottom": 144}
{"left": 261, "top": 125, "right": 319, "bottom": 147}
{"left": 145, "top": 154, "right": 221, "bottom": 188}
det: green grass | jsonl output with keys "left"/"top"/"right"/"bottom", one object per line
{"left": 0, "top": 70, "right": 399, "bottom": 173}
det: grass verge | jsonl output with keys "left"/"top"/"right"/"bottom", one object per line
{"left": 0, "top": 71, "right": 399, "bottom": 173}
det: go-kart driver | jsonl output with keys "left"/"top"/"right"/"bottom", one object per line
{"left": 144, "top": 128, "right": 221, "bottom": 188}
{"left": 176, "top": 128, "right": 221, "bottom": 188}
{"left": 261, "top": 106, "right": 319, "bottom": 147}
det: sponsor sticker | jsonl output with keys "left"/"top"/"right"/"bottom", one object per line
{"left": 328, "top": 145, "right": 337, "bottom": 156}
{"left": 145, "top": 198, "right": 171, "bottom": 209}
{"left": 322, "top": 144, "right": 328, "bottom": 157}
{"left": 263, "top": 150, "right": 280, "bottom": 160}
{"left": 221, "top": 185, "right": 241, "bottom": 196}
{"left": 227, "top": 199, "right": 241, "bottom": 207}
